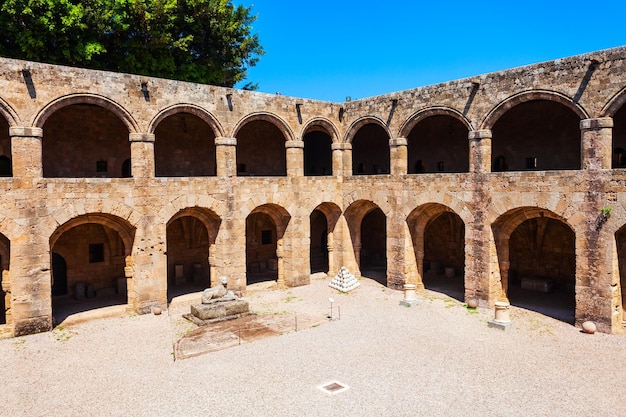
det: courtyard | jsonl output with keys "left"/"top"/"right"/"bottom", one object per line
{"left": 1, "top": 274, "right": 625, "bottom": 416}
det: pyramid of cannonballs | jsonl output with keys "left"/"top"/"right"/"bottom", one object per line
{"left": 329, "top": 266, "right": 360, "bottom": 292}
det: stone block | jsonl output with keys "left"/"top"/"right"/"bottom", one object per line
{"left": 190, "top": 299, "right": 249, "bottom": 321}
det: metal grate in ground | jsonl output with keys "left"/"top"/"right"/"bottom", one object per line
{"left": 317, "top": 380, "right": 350, "bottom": 395}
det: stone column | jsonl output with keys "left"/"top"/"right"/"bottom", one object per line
{"left": 2, "top": 270, "right": 12, "bottom": 328}
{"left": 580, "top": 118, "right": 613, "bottom": 170}
{"left": 286, "top": 140, "right": 304, "bottom": 177}
{"left": 215, "top": 137, "right": 237, "bottom": 177}
{"left": 389, "top": 138, "right": 408, "bottom": 176}
{"left": 331, "top": 143, "right": 346, "bottom": 176}
{"left": 10, "top": 127, "right": 43, "bottom": 178}
{"left": 276, "top": 238, "right": 285, "bottom": 287}
{"left": 129, "top": 133, "right": 155, "bottom": 178}
{"left": 327, "top": 231, "right": 336, "bottom": 277}
{"left": 415, "top": 250, "right": 425, "bottom": 290}
{"left": 468, "top": 130, "right": 492, "bottom": 173}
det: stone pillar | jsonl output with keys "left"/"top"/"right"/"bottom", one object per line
{"left": 129, "top": 220, "right": 167, "bottom": 314}
{"left": 129, "top": 133, "right": 155, "bottom": 178}
{"left": 2, "top": 270, "right": 12, "bottom": 327}
{"left": 11, "top": 231, "right": 51, "bottom": 336}
{"left": 468, "top": 130, "right": 492, "bottom": 173}
{"left": 208, "top": 244, "right": 219, "bottom": 287}
{"left": 215, "top": 137, "right": 237, "bottom": 177}
{"left": 10, "top": 127, "right": 43, "bottom": 178}
{"left": 331, "top": 142, "right": 353, "bottom": 176}
{"left": 286, "top": 140, "right": 304, "bottom": 177}
{"left": 327, "top": 231, "right": 336, "bottom": 277}
{"left": 580, "top": 118, "right": 613, "bottom": 170}
{"left": 276, "top": 238, "right": 285, "bottom": 287}
{"left": 415, "top": 250, "right": 425, "bottom": 290}
{"left": 389, "top": 138, "right": 408, "bottom": 176}
{"left": 331, "top": 143, "right": 346, "bottom": 176}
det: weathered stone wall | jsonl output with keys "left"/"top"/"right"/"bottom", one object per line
{"left": 0, "top": 46, "right": 626, "bottom": 337}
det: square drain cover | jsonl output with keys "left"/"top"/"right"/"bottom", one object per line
{"left": 317, "top": 380, "right": 349, "bottom": 395}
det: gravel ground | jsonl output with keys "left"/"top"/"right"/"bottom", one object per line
{"left": 1, "top": 274, "right": 625, "bottom": 417}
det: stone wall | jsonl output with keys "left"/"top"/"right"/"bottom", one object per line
{"left": 0, "top": 46, "right": 625, "bottom": 336}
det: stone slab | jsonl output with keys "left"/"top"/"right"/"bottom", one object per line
{"left": 190, "top": 299, "right": 249, "bottom": 321}
{"left": 399, "top": 300, "right": 419, "bottom": 307}
{"left": 488, "top": 320, "right": 514, "bottom": 330}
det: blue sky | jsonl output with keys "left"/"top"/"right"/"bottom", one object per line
{"left": 234, "top": 1, "right": 626, "bottom": 102}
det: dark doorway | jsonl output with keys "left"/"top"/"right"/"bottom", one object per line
{"left": 51, "top": 252, "right": 68, "bottom": 296}
{"left": 360, "top": 208, "right": 387, "bottom": 284}
{"left": 310, "top": 209, "right": 328, "bottom": 273}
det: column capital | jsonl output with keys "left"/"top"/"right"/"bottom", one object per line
{"left": 9, "top": 126, "right": 43, "bottom": 138}
{"left": 468, "top": 129, "right": 492, "bottom": 140}
{"left": 215, "top": 137, "right": 237, "bottom": 146}
{"left": 331, "top": 142, "right": 352, "bottom": 151}
{"left": 389, "top": 137, "right": 408, "bottom": 147}
{"left": 580, "top": 117, "right": 613, "bottom": 130}
{"left": 129, "top": 133, "right": 155, "bottom": 143}
{"left": 285, "top": 140, "right": 304, "bottom": 149}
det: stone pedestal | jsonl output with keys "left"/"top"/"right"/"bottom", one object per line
{"left": 488, "top": 301, "right": 514, "bottom": 330}
{"left": 190, "top": 299, "right": 250, "bottom": 323}
{"left": 399, "top": 283, "right": 419, "bottom": 307}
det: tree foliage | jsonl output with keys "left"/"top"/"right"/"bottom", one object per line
{"left": 0, "top": 0, "right": 263, "bottom": 87}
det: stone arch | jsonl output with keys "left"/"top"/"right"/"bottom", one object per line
{"left": 152, "top": 105, "right": 218, "bottom": 177}
{"left": 49, "top": 213, "right": 136, "bottom": 323}
{"left": 233, "top": 113, "right": 292, "bottom": 176}
{"left": 33, "top": 94, "right": 139, "bottom": 133}
{"left": 302, "top": 118, "right": 337, "bottom": 176}
{"left": 39, "top": 95, "right": 134, "bottom": 178}
{"left": 50, "top": 213, "right": 136, "bottom": 255}
{"left": 398, "top": 106, "right": 473, "bottom": 138}
{"left": 231, "top": 112, "right": 295, "bottom": 142}
{"left": 301, "top": 117, "right": 341, "bottom": 143}
{"left": 481, "top": 90, "right": 589, "bottom": 130}
{"left": 344, "top": 200, "right": 387, "bottom": 284}
{"left": 401, "top": 107, "right": 471, "bottom": 174}
{"left": 148, "top": 104, "right": 225, "bottom": 137}
{"left": 246, "top": 204, "right": 291, "bottom": 284}
{"left": 346, "top": 117, "right": 391, "bottom": 175}
{"left": 310, "top": 202, "right": 342, "bottom": 275}
{"left": 486, "top": 92, "right": 585, "bottom": 171}
{"left": 600, "top": 86, "right": 626, "bottom": 118}
{"left": 0, "top": 96, "right": 21, "bottom": 127}
{"left": 406, "top": 203, "right": 466, "bottom": 300}
{"left": 492, "top": 207, "right": 576, "bottom": 324}
{"left": 344, "top": 116, "right": 391, "bottom": 144}
{"left": 166, "top": 207, "right": 222, "bottom": 299}
{"left": 603, "top": 88, "right": 626, "bottom": 168}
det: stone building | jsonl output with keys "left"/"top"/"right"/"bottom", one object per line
{"left": 1, "top": 46, "right": 626, "bottom": 337}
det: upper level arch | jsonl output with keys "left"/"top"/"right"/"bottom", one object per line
{"left": 601, "top": 86, "right": 626, "bottom": 118}
{"left": 234, "top": 113, "right": 292, "bottom": 176}
{"left": 402, "top": 108, "right": 471, "bottom": 174}
{"left": 152, "top": 106, "right": 218, "bottom": 177}
{"left": 346, "top": 117, "right": 391, "bottom": 175}
{"left": 481, "top": 90, "right": 589, "bottom": 130}
{"left": 148, "top": 104, "right": 225, "bottom": 137}
{"left": 344, "top": 116, "right": 391, "bottom": 144}
{"left": 301, "top": 117, "right": 340, "bottom": 143}
{"left": 398, "top": 107, "right": 473, "bottom": 138}
{"left": 33, "top": 94, "right": 139, "bottom": 133}
{"left": 487, "top": 91, "right": 585, "bottom": 171}
{"left": 231, "top": 112, "right": 295, "bottom": 142}
{"left": 0, "top": 97, "right": 20, "bottom": 127}
{"left": 302, "top": 118, "right": 338, "bottom": 177}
